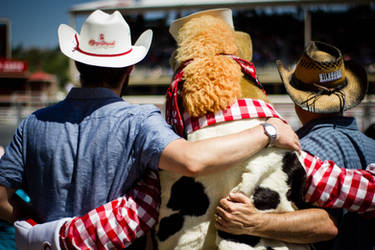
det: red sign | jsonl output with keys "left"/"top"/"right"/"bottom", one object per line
{"left": 0, "top": 59, "right": 28, "bottom": 73}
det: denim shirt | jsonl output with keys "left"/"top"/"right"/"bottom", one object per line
{"left": 0, "top": 88, "right": 180, "bottom": 222}
{"left": 297, "top": 116, "right": 375, "bottom": 250}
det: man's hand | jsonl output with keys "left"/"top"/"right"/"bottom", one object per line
{"left": 266, "top": 118, "right": 301, "bottom": 153}
{"left": 215, "top": 192, "right": 259, "bottom": 235}
{"left": 215, "top": 192, "right": 338, "bottom": 244}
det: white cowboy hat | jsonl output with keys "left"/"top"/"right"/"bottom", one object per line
{"left": 58, "top": 10, "right": 152, "bottom": 68}
{"left": 169, "top": 8, "right": 234, "bottom": 41}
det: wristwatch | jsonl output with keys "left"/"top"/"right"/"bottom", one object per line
{"left": 262, "top": 123, "right": 277, "bottom": 147}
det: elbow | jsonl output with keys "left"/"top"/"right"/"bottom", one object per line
{"left": 312, "top": 217, "right": 338, "bottom": 242}
{"left": 322, "top": 223, "right": 338, "bottom": 241}
{"left": 182, "top": 155, "right": 205, "bottom": 177}
{"left": 183, "top": 161, "right": 203, "bottom": 177}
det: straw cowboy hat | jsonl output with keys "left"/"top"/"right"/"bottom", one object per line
{"left": 277, "top": 41, "right": 368, "bottom": 113}
{"left": 58, "top": 10, "right": 152, "bottom": 68}
{"left": 169, "top": 8, "right": 234, "bottom": 41}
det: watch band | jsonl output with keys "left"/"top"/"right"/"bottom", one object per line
{"left": 262, "top": 123, "right": 277, "bottom": 147}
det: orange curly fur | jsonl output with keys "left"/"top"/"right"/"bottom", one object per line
{"left": 182, "top": 56, "right": 242, "bottom": 117}
{"left": 176, "top": 15, "right": 238, "bottom": 64}
{"left": 176, "top": 15, "right": 242, "bottom": 117}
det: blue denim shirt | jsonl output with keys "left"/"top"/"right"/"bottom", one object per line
{"left": 0, "top": 88, "right": 180, "bottom": 222}
{"left": 297, "top": 116, "right": 375, "bottom": 250}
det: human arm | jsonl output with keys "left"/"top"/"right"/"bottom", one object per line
{"left": 214, "top": 155, "right": 375, "bottom": 244}
{"left": 215, "top": 192, "right": 337, "bottom": 244}
{"left": 14, "top": 170, "right": 160, "bottom": 250}
{"left": 303, "top": 153, "right": 375, "bottom": 214}
{"left": 159, "top": 117, "right": 300, "bottom": 177}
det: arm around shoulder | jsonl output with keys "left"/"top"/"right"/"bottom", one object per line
{"left": 159, "top": 120, "right": 300, "bottom": 177}
{"left": 215, "top": 192, "right": 337, "bottom": 244}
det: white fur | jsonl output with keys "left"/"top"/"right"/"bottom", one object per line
{"left": 157, "top": 118, "right": 310, "bottom": 250}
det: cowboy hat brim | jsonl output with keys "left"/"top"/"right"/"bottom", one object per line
{"left": 276, "top": 59, "right": 368, "bottom": 113}
{"left": 169, "top": 8, "right": 234, "bottom": 41}
{"left": 58, "top": 24, "right": 152, "bottom": 68}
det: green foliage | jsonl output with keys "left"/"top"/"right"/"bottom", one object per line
{"left": 12, "top": 46, "right": 70, "bottom": 89}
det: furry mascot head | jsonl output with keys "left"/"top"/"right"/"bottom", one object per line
{"left": 169, "top": 9, "right": 269, "bottom": 120}
{"left": 158, "top": 9, "right": 307, "bottom": 250}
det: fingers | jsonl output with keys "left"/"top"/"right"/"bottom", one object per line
{"left": 215, "top": 212, "right": 228, "bottom": 230}
{"left": 267, "top": 118, "right": 301, "bottom": 152}
{"left": 228, "top": 192, "right": 250, "bottom": 204}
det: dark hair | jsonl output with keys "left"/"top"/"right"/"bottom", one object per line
{"left": 75, "top": 61, "right": 132, "bottom": 89}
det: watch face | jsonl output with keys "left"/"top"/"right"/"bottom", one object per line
{"left": 265, "top": 124, "right": 277, "bottom": 135}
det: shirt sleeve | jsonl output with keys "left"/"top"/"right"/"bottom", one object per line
{"left": 135, "top": 107, "right": 181, "bottom": 171}
{"left": 302, "top": 151, "right": 375, "bottom": 213}
{"left": 0, "top": 119, "right": 26, "bottom": 189}
{"left": 58, "top": 170, "right": 160, "bottom": 249}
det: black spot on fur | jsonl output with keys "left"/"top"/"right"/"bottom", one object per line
{"left": 267, "top": 247, "right": 275, "bottom": 250}
{"left": 282, "top": 152, "right": 307, "bottom": 209}
{"left": 157, "top": 213, "right": 184, "bottom": 241}
{"left": 253, "top": 186, "right": 280, "bottom": 210}
{"left": 157, "top": 177, "right": 210, "bottom": 241}
{"left": 167, "top": 176, "right": 209, "bottom": 216}
{"left": 218, "top": 231, "right": 261, "bottom": 246}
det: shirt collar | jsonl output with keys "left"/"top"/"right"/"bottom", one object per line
{"left": 66, "top": 87, "right": 123, "bottom": 101}
{"left": 297, "top": 116, "right": 358, "bottom": 138}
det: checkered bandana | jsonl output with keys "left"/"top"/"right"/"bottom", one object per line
{"left": 184, "top": 98, "right": 285, "bottom": 135}
{"left": 166, "top": 55, "right": 267, "bottom": 137}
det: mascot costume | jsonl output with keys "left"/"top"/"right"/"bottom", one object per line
{"left": 156, "top": 8, "right": 310, "bottom": 250}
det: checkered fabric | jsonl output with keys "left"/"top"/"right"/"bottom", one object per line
{"left": 184, "top": 98, "right": 285, "bottom": 134}
{"left": 303, "top": 151, "right": 375, "bottom": 214}
{"left": 182, "top": 97, "right": 375, "bottom": 214}
{"left": 59, "top": 170, "right": 160, "bottom": 250}
{"left": 166, "top": 55, "right": 266, "bottom": 137}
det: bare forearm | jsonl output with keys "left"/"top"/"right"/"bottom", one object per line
{"left": 251, "top": 209, "right": 337, "bottom": 244}
{"left": 188, "top": 125, "right": 269, "bottom": 175}
{"left": 160, "top": 118, "right": 300, "bottom": 176}
{"left": 160, "top": 125, "right": 269, "bottom": 176}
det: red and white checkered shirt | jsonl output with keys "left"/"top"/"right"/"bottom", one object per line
{"left": 184, "top": 98, "right": 375, "bottom": 213}
{"left": 59, "top": 170, "right": 160, "bottom": 250}
{"left": 55, "top": 99, "right": 375, "bottom": 249}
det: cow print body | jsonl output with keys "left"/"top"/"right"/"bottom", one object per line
{"left": 156, "top": 118, "right": 310, "bottom": 250}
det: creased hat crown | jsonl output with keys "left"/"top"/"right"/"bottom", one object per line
{"left": 58, "top": 9, "right": 152, "bottom": 68}
{"left": 277, "top": 41, "right": 368, "bottom": 113}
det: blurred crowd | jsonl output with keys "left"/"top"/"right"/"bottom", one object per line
{"left": 128, "top": 5, "right": 375, "bottom": 77}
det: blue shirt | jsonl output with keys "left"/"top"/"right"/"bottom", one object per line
{"left": 0, "top": 88, "right": 180, "bottom": 222}
{"left": 297, "top": 116, "right": 375, "bottom": 250}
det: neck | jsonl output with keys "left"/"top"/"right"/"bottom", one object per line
{"left": 294, "top": 104, "right": 343, "bottom": 125}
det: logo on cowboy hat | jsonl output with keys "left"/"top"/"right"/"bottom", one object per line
{"left": 58, "top": 10, "right": 152, "bottom": 68}
{"left": 277, "top": 41, "right": 368, "bottom": 113}
{"left": 89, "top": 34, "right": 115, "bottom": 48}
